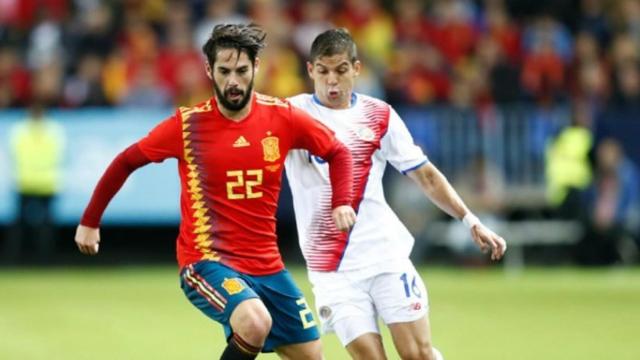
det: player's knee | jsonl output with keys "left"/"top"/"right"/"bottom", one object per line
{"left": 276, "top": 339, "right": 322, "bottom": 360}
{"left": 350, "top": 347, "right": 386, "bottom": 360}
{"left": 232, "top": 301, "right": 273, "bottom": 343}
{"left": 244, "top": 309, "right": 272, "bottom": 341}
{"left": 297, "top": 339, "right": 323, "bottom": 360}
{"left": 397, "top": 340, "right": 436, "bottom": 360}
{"left": 346, "top": 336, "right": 387, "bottom": 360}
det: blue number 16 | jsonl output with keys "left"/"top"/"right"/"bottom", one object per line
{"left": 400, "top": 273, "right": 422, "bottom": 298}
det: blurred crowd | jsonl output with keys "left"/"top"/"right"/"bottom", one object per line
{"left": 2, "top": 0, "right": 640, "bottom": 265}
{"left": 2, "top": 0, "right": 640, "bottom": 110}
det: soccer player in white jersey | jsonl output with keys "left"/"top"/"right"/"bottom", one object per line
{"left": 284, "top": 29, "right": 507, "bottom": 360}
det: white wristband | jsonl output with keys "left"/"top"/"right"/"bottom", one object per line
{"left": 462, "top": 213, "right": 480, "bottom": 229}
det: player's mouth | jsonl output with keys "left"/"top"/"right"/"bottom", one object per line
{"left": 226, "top": 88, "right": 244, "bottom": 102}
{"left": 327, "top": 89, "right": 340, "bottom": 99}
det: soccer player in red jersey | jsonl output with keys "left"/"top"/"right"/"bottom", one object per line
{"left": 74, "top": 24, "right": 356, "bottom": 360}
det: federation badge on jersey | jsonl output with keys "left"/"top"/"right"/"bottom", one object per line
{"left": 319, "top": 306, "right": 332, "bottom": 319}
{"left": 221, "top": 278, "right": 245, "bottom": 295}
{"left": 356, "top": 126, "right": 376, "bottom": 141}
{"left": 261, "top": 133, "right": 280, "bottom": 162}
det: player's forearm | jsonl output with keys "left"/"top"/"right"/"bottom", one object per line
{"left": 408, "top": 162, "right": 470, "bottom": 220}
{"left": 324, "top": 141, "right": 354, "bottom": 208}
{"left": 80, "top": 144, "right": 151, "bottom": 227}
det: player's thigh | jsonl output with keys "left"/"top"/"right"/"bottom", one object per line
{"left": 371, "top": 263, "right": 429, "bottom": 326}
{"left": 274, "top": 339, "right": 322, "bottom": 360}
{"left": 369, "top": 263, "right": 434, "bottom": 359}
{"left": 312, "top": 272, "right": 380, "bottom": 347}
{"left": 180, "top": 261, "right": 259, "bottom": 337}
{"left": 251, "top": 269, "right": 320, "bottom": 353}
{"left": 345, "top": 332, "right": 387, "bottom": 360}
{"left": 387, "top": 315, "right": 434, "bottom": 359}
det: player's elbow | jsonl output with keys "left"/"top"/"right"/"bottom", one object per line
{"left": 409, "top": 163, "right": 440, "bottom": 192}
{"left": 325, "top": 140, "right": 351, "bottom": 162}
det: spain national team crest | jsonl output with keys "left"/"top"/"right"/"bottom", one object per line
{"left": 261, "top": 133, "right": 280, "bottom": 162}
{"left": 221, "top": 278, "right": 244, "bottom": 295}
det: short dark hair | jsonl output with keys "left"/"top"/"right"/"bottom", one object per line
{"left": 309, "top": 28, "right": 358, "bottom": 63}
{"left": 202, "top": 23, "right": 267, "bottom": 66}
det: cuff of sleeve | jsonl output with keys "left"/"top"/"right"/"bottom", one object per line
{"left": 331, "top": 200, "right": 352, "bottom": 209}
{"left": 80, "top": 217, "right": 100, "bottom": 228}
{"left": 401, "top": 159, "right": 428, "bottom": 175}
{"left": 462, "top": 213, "right": 480, "bottom": 229}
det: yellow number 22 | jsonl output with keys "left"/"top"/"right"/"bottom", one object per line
{"left": 226, "top": 170, "right": 263, "bottom": 200}
{"left": 296, "top": 298, "right": 317, "bottom": 329}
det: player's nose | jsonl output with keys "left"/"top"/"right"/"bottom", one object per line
{"left": 327, "top": 72, "right": 339, "bottom": 85}
{"left": 227, "top": 74, "right": 240, "bottom": 87}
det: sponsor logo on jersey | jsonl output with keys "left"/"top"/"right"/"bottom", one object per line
{"left": 410, "top": 302, "right": 422, "bottom": 311}
{"left": 221, "top": 278, "right": 244, "bottom": 295}
{"left": 261, "top": 132, "right": 280, "bottom": 162}
{"left": 233, "top": 136, "right": 250, "bottom": 148}
{"left": 265, "top": 164, "right": 281, "bottom": 172}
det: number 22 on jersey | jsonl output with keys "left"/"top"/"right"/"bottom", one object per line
{"left": 226, "top": 170, "right": 263, "bottom": 199}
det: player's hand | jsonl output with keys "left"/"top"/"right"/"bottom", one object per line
{"left": 332, "top": 205, "right": 356, "bottom": 232}
{"left": 75, "top": 224, "right": 101, "bottom": 256}
{"left": 470, "top": 223, "right": 506, "bottom": 261}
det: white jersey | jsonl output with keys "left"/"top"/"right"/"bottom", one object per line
{"left": 285, "top": 93, "right": 428, "bottom": 278}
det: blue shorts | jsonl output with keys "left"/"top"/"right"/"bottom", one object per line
{"left": 180, "top": 261, "right": 320, "bottom": 352}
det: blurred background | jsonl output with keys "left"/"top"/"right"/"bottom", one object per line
{"left": 1, "top": 0, "right": 639, "bottom": 268}
{"left": 0, "top": 1, "right": 639, "bottom": 359}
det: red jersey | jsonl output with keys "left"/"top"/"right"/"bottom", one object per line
{"left": 136, "top": 94, "right": 350, "bottom": 275}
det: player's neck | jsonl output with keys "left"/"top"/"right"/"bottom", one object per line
{"left": 217, "top": 93, "right": 254, "bottom": 122}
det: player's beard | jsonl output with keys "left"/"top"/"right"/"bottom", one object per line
{"left": 213, "top": 76, "right": 254, "bottom": 112}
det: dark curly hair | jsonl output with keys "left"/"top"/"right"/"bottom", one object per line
{"left": 202, "top": 23, "right": 267, "bottom": 66}
{"left": 309, "top": 28, "right": 358, "bottom": 63}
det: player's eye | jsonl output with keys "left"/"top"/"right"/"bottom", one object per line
{"left": 218, "top": 68, "right": 230, "bottom": 75}
{"left": 237, "top": 68, "right": 248, "bottom": 75}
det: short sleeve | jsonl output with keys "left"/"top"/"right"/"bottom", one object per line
{"left": 137, "top": 114, "right": 183, "bottom": 162}
{"left": 288, "top": 105, "right": 338, "bottom": 157}
{"left": 380, "top": 107, "right": 428, "bottom": 174}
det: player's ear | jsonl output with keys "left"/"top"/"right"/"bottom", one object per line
{"left": 253, "top": 57, "right": 260, "bottom": 74}
{"left": 205, "top": 62, "right": 213, "bottom": 80}
{"left": 306, "top": 61, "right": 314, "bottom": 79}
{"left": 353, "top": 60, "right": 362, "bottom": 77}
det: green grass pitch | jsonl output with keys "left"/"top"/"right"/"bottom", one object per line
{"left": 1, "top": 266, "right": 639, "bottom": 359}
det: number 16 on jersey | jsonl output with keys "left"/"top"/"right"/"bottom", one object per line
{"left": 400, "top": 272, "right": 422, "bottom": 298}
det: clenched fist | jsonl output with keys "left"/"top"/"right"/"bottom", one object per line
{"left": 332, "top": 205, "right": 357, "bottom": 232}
